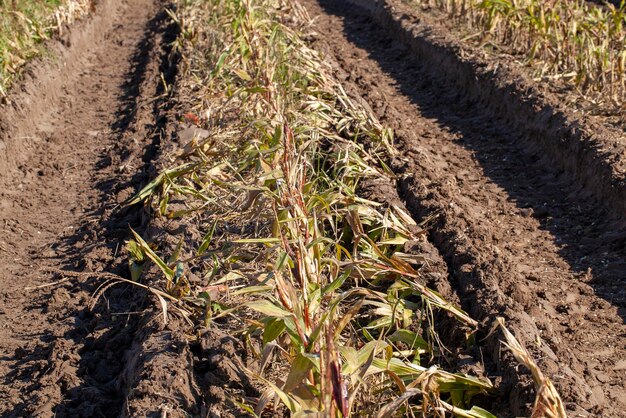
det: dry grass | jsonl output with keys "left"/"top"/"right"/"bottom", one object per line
{"left": 0, "top": 0, "right": 91, "bottom": 98}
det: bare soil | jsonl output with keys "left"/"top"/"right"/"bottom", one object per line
{"left": 299, "top": 0, "right": 626, "bottom": 416}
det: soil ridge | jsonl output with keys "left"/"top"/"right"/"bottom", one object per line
{"left": 348, "top": 0, "right": 626, "bottom": 220}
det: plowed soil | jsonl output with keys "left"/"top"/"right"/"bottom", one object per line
{"left": 0, "top": 0, "right": 624, "bottom": 416}
{"left": 299, "top": 0, "right": 625, "bottom": 416}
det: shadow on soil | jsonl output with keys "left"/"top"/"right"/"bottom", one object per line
{"left": 315, "top": 0, "right": 626, "bottom": 323}
{"left": 1, "top": 6, "right": 180, "bottom": 418}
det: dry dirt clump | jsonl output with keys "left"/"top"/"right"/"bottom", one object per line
{"left": 122, "top": 0, "right": 567, "bottom": 416}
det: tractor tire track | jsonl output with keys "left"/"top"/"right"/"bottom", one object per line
{"left": 0, "top": 0, "right": 179, "bottom": 415}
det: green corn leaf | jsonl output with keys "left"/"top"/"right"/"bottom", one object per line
{"left": 126, "top": 163, "right": 198, "bottom": 206}
{"left": 246, "top": 300, "right": 291, "bottom": 318}
{"left": 389, "top": 329, "right": 429, "bottom": 351}
{"left": 130, "top": 229, "right": 174, "bottom": 280}
{"left": 262, "top": 317, "right": 286, "bottom": 344}
{"left": 283, "top": 353, "right": 316, "bottom": 392}
{"left": 232, "top": 285, "right": 273, "bottom": 296}
{"left": 197, "top": 220, "right": 218, "bottom": 256}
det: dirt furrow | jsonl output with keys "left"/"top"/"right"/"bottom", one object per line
{"left": 300, "top": 0, "right": 626, "bottom": 416}
{"left": 0, "top": 0, "right": 175, "bottom": 415}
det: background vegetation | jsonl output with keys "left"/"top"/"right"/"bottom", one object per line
{"left": 0, "top": 0, "right": 91, "bottom": 97}
{"left": 414, "top": 0, "right": 626, "bottom": 110}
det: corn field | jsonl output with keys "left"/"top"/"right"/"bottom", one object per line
{"left": 124, "top": 0, "right": 569, "bottom": 416}
{"left": 416, "top": 0, "right": 626, "bottom": 107}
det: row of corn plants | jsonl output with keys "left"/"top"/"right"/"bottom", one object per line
{"left": 414, "top": 0, "right": 626, "bottom": 107}
{"left": 123, "top": 0, "right": 566, "bottom": 416}
{"left": 0, "top": 0, "right": 91, "bottom": 98}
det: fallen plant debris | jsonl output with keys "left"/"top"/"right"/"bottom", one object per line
{"left": 123, "top": 0, "right": 568, "bottom": 416}
{"left": 496, "top": 318, "right": 567, "bottom": 418}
